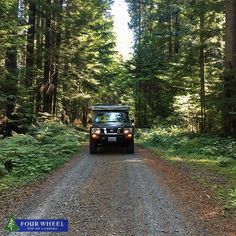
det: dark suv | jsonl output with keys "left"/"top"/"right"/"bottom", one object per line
{"left": 89, "top": 105, "right": 134, "bottom": 154}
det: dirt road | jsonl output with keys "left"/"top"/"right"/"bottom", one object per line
{"left": 1, "top": 145, "right": 234, "bottom": 235}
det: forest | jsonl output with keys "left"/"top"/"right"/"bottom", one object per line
{"left": 0, "top": 0, "right": 235, "bottom": 136}
{"left": 127, "top": 0, "right": 236, "bottom": 135}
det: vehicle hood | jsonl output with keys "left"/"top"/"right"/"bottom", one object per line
{"left": 92, "top": 122, "right": 131, "bottom": 128}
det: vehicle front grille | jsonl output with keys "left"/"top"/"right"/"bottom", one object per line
{"left": 107, "top": 128, "right": 118, "bottom": 133}
{"left": 102, "top": 128, "right": 123, "bottom": 134}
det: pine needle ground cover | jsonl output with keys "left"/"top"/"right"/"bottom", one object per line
{"left": 0, "top": 122, "right": 87, "bottom": 191}
{"left": 136, "top": 127, "right": 236, "bottom": 212}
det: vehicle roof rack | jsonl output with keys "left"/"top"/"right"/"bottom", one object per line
{"left": 91, "top": 104, "right": 129, "bottom": 111}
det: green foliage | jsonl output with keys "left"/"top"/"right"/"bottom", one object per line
{"left": 0, "top": 122, "right": 87, "bottom": 191}
{"left": 58, "top": 0, "right": 121, "bottom": 122}
{"left": 229, "top": 189, "right": 236, "bottom": 208}
{"left": 126, "top": 0, "right": 224, "bottom": 130}
{"left": 1, "top": 0, "right": 127, "bottom": 129}
{"left": 138, "top": 126, "right": 236, "bottom": 160}
{"left": 0, "top": 162, "right": 8, "bottom": 177}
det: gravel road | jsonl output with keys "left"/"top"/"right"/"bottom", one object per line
{"left": 2, "top": 145, "right": 210, "bottom": 236}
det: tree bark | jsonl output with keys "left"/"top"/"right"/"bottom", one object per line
{"left": 199, "top": 3, "right": 206, "bottom": 133}
{"left": 5, "top": 48, "right": 17, "bottom": 117}
{"left": 35, "top": 4, "right": 43, "bottom": 113}
{"left": 223, "top": 0, "right": 236, "bottom": 136}
{"left": 25, "top": 0, "right": 36, "bottom": 88}
{"left": 135, "top": 0, "right": 142, "bottom": 127}
{"left": 168, "top": 13, "right": 173, "bottom": 58}
{"left": 4, "top": 1, "right": 18, "bottom": 117}
{"left": 43, "top": 0, "right": 52, "bottom": 113}
{"left": 52, "top": 0, "right": 63, "bottom": 115}
{"left": 174, "top": 9, "right": 180, "bottom": 54}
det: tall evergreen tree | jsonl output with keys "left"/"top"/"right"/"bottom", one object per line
{"left": 223, "top": 0, "right": 236, "bottom": 136}
{"left": 1, "top": 0, "right": 19, "bottom": 117}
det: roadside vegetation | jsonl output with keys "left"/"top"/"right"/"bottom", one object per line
{"left": 136, "top": 126, "right": 236, "bottom": 212}
{"left": 0, "top": 122, "right": 87, "bottom": 192}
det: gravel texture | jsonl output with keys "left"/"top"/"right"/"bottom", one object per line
{"left": 0, "top": 145, "right": 235, "bottom": 236}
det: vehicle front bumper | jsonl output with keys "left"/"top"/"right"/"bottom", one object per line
{"left": 90, "top": 134, "right": 133, "bottom": 144}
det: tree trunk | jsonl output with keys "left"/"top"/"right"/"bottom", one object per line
{"left": 43, "top": 0, "right": 52, "bottom": 113}
{"left": 223, "top": 0, "right": 236, "bottom": 136}
{"left": 135, "top": 0, "right": 142, "bottom": 128}
{"left": 82, "top": 103, "right": 88, "bottom": 127}
{"left": 35, "top": 4, "right": 43, "bottom": 113}
{"left": 52, "top": 0, "right": 63, "bottom": 115}
{"left": 25, "top": 0, "right": 36, "bottom": 88}
{"left": 5, "top": 48, "right": 17, "bottom": 117}
{"left": 168, "top": 13, "right": 173, "bottom": 58}
{"left": 43, "top": 0, "right": 63, "bottom": 115}
{"left": 199, "top": 2, "right": 206, "bottom": 133}
{"left": 174, "top": 9, "right": 180, "bottom": 54}
{"left": 5, "top": 1, "right": 18, "bottom": 117}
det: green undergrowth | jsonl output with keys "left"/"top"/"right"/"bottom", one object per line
{"left": 0, "top": 122, "right": 88, "bottom": 192}
{"left": 136, "top": 126, "right": 236, "bottom": 211}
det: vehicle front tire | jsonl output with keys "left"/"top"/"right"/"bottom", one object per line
{"left": 90, "top": 141, "right": 97, "bottom": 154}
{"left": 127, "top": 140, "right": 134, "bottom": 154}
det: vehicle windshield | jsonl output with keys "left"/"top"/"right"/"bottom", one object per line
{"left": 94, "top": 112, "right": 128, "bottom": 123}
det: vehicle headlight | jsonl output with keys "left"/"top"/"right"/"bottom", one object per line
{"left": 124, "top": 128, "right": 133, "bottom": 134}
{"left": 91, "top": 128, "right": 101, "bottom": 134}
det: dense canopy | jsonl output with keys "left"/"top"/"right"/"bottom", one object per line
{"left": 0, "top": 0, "right": 236, "bottom": 136}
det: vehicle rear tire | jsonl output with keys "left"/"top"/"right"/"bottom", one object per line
{"left": 127, "top": 140, "right": 134, "bottom": 154}
{"left": 90, "top": 141, "right": 97, "bottom": 154}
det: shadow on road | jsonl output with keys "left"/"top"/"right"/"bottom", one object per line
{"left": 96, "top": 144, "right": 129, "bottom": 155}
